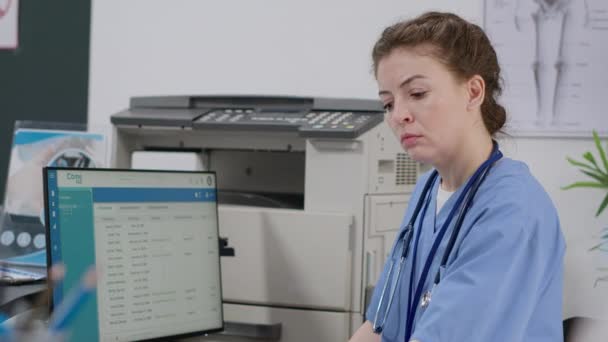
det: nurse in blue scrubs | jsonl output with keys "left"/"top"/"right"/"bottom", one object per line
{"left": 350, "top": 12, "right": 565, "bottom": 342}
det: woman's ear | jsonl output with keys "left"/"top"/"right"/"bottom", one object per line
{"left": 466, "top": 75, "right": 485, "bottom": 111}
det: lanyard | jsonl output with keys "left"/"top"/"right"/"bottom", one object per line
{"left": 403, "top": 145, "right": 503, "bottom": 341}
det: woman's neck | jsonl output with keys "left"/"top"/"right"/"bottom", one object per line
{"left": 437, "top": 135, "right": 494, "bottom": 192}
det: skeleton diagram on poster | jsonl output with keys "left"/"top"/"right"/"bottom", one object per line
{"left": 0, "top": 0, "right": 17, "bottom": 49}
{"left": 484, "top": 0, "right": 608, "bottom": 136}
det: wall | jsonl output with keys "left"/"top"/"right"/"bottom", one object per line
{"left": 0, "top": 0, "right": 91, "bottom": 200}
{"left": 88, "top": 0, "right": 608, "bottom": 319}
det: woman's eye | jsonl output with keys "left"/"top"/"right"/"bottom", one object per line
{"left": 410, "top": 91, "right": 427, "bottom": 99}
{"left": 383, "top": 103, "right": 393, "bottom": 112}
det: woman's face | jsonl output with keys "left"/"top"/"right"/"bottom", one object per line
{"left": 377, "top": 47, "right": 475, "bottom": 167}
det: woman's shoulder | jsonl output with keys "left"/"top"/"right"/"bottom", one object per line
{"left": 487, "top": 158, "right": 545, "bottom": 196}
{"left": 481, "top": 157, "right": 560, "bottom": 228}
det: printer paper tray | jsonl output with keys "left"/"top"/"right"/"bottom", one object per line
{"left": 218, "top": 205, "right": 354, "bottom": 311}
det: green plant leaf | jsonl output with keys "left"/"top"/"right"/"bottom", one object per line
{"left": 596, "top": 193, "right": 608, "bottom": 217}
{"left": 589, "top": 242, "right": 608, "bottom": 251}
{"left": 581, "top": 170, "right": 608, "bottom": 184}
{"left": 567, "top": 157, "right": 606, "bottom": 175}
{"left": 584, "top": 151, "right": 602, "bottom": 171}
{"left": 593, "top": 131, "right": 608, "bottom": 174}
{"left": 562, "top": 181, "right": 608, "bottom": 190}
{"left": 590, "top": 243, "right": 602, "bottom": 251}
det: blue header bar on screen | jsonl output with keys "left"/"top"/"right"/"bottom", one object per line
{"left": 92, "top": 188, "right": 216, "bottom": 203}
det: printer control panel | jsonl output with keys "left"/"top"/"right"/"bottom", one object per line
{"left": 299, "top": 111, "right": 382, "bottom": 138}
{"left": 194, "top": 109, "right": 383, "bottom": 139}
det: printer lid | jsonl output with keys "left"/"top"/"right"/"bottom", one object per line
{"left": 111, "top": 95, "right": 384, "bottom": 139}
{"left": 128, "top": 95, "right": 382, "bottom": 112}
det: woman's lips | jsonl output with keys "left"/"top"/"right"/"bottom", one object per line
{"left": 401, "top": 134, "right": 421, "bottom": 148}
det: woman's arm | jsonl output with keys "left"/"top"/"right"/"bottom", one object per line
{"left": 349, "top": 321, "right": 381, "bottom": 342}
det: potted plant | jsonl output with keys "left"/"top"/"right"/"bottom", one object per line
{"left": 564, "top": 130, "right": 608, "bottom": 286}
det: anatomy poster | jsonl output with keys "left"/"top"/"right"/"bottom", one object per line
{"left": 484, "top": 0, "right": 608, "bottom": 136}
{"left": 0, "top": 0, "right": 17, "bottom": 49}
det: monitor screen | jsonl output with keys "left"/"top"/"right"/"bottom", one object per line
{"left": 44, "top": 168, "right": 223, "bottom": 341}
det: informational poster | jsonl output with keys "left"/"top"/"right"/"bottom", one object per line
{"left": 484, "top": 0, "right": 608, "bottom": 136}
{"left": 0, "top": 121, "right": 107, "bottom": 267}
{"left": 0, "top": 0, "right": 17, "bottom": 49}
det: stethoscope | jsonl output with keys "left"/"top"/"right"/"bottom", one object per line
{"left": 372, "top": 142, "right": 503, "bottom": 341}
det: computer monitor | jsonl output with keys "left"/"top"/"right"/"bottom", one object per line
{"left": 43, "top": 168, "right": 223, "bottom": 341}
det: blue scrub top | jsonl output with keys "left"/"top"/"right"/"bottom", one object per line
{"left": 366, "top": 158, "right": 565, "bottom": 342}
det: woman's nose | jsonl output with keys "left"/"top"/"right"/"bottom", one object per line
{"left": 391, "top": 103, "right": 413, "bottom": 124}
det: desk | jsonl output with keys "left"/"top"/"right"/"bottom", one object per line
{"left": 0, "top": 283, "right": 47, "bottom": 314}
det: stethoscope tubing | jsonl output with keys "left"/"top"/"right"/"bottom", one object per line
{"left": 433, "top": 158, "right": 497, "bottom": 285}
{"left": 371, "top": 144, "right": 502, "bottom": 338}
{"left": 403, "top": 146, "right": 502, "bottom": 341}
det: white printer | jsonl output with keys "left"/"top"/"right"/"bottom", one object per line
{"left": 110, "top": 95, "right": 422, "bottom": 341}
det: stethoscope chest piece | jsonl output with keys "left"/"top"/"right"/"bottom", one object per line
{"left": 420, "top": 290, "right": 432, "bottom": 308}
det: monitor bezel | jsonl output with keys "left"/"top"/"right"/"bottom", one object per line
{"left": 43, "top": 166, "right": 224, "bottom": 341}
